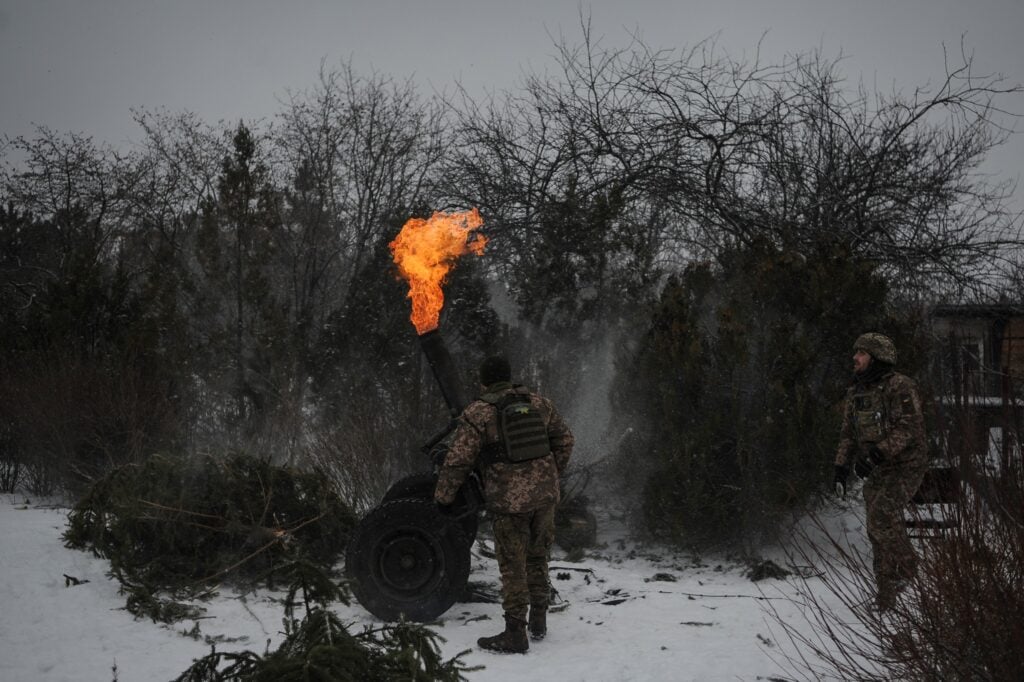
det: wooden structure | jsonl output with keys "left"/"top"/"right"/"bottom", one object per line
{"left": 905, "top": 466, "right": 961, "bottom": 539}
{"left": 932, "top": 302, "right": 1024, "bottom": 391}
{"left": 931, "top": 303, "right": 1024, "bottom": 473}
{"left": 912, "top": 303, "right": 1024, "bottom": 535}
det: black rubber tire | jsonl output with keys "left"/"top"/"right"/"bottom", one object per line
{"left": 381, "top": 472, "right": 436, "bottom": 503}
{"left": 346, "top": 498, "right": 471, "bottom": 622}
{"left": 381, "top": 472, "right": 479, "bottom": 542}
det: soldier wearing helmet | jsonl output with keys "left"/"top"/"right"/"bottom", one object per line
{"left": 833, "top": 332, "right": 928, "bottom": 610}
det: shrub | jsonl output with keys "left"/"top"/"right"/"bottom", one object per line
{"left": 63, "top": 452, "right": 357, "bottom": 592}
{"left": 174, "top": 608, "right": 478, "bottom": 682}
{"left": 173, "top": 545, "right": 479, "bottom": 682}
{"left": 613, "top": 242, "right": 926, "bottom": 548}
{"left": 0, "top": 352, "right": 182, "bottom": 496}
{"left": 773, "top": 395, "right": 1024, "bottom": 681}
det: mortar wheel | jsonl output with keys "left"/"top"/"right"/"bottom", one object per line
{"left": 381, "top": 472, "right": 479, "bottom": 542}
{"left": 346, "top": 498, "right": 470, "bottom": 622}
{"left": 381, "top": 472, "right": 436, "bottom": 502}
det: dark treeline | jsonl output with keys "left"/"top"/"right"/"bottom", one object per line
{"left": 1, "top": 28, "right": 1020, "bottom": 546}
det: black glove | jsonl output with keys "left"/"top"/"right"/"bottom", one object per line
{"left": 833, "top": 464, "right": 849, "bottom": 498}
{"left": 855, "top": 446, "right": 886, "bottom": 479}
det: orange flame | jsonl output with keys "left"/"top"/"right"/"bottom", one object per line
{"left": 389, "top": 208, "right": 487, "bottom": 334}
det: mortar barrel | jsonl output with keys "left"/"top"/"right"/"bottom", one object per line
{"left": 417, "top": 329, "right": 467, "bottom": 417}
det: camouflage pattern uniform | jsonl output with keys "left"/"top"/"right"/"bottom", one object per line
{"left": 435, "top": 381, "right": 574, "bottom": 622}
{"left": 835, "top": 333, "right": 928, "bottom": 607}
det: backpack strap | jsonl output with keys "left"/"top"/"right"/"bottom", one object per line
{"left": 476, "top": 390, "right": 506, "bottom": 465}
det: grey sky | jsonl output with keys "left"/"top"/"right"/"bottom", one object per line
{"left": 1, "top": 0, "right": 1022, "bottom": 195}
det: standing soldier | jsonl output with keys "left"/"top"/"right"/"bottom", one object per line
{"left": 435, "top": 355, "right": 574, "bottom": 653}
{"left": 833, "top": 333, "right": 929, "bottom": 610}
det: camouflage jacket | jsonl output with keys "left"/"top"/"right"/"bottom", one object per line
{"left": 434, "top": 383, "right": 574, "bottom": 514}
{"left": 835, "top": 370, "right": 928, "bottom": 470}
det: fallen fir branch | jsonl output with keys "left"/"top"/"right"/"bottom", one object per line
{"left": 195, "top": 512, "right": 325, "bottom": 585}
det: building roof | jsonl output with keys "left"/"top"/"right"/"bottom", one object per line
{"left": 932, "top": 303, "right": 1024, "bottom": 319}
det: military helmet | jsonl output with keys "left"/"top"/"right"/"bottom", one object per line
{"left": 853, "top": 332, "right": 897, "bottom": 365}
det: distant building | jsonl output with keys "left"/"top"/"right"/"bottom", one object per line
{"left": 930, "top": 303, "right": 1023, "bottom": 475}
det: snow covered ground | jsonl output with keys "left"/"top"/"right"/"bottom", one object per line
{"left": 0, "top": 493, "right": 868, "bottom": 682}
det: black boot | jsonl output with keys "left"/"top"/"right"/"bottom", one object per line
{"left": 477, "top": 614, "right": 529, "bottom": 654}
{"left": 528, "top": 606, "right": 547, "bottom": 640}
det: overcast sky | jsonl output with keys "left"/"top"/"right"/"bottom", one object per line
{"left": 1, "top": 0, "right": 1022, "bottom": 199}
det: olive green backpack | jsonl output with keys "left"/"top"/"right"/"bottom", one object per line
{"left": 480, "top": 389, "right": 552, "bottom": 462}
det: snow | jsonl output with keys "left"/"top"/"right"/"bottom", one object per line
{"left": 0, "top": 493, "right": 869, "bottom": 682}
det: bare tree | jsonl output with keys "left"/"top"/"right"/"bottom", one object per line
{"left": 445, "top": 20, "right": 1022, "bottom": 305}
{"left": 770, "top": 460, "right": 1024, "bottom": 681}
{"left": 274, "top": 61, "right": 449, "bottom": 308}
{"left": 0, "top": 128, "right": 148, "bottom": 316}
{"left": 0, "top": 130, "right": 185, "bottom": 490}
{"left": 268, "top": 61, "right": 461, "bottom": 462}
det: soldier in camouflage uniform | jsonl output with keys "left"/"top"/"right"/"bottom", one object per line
{"left": 435, "top": 356, "right": 574, "bottom": 653}
{"left": 833, "top": 333, "right": 929, "bottom": 610}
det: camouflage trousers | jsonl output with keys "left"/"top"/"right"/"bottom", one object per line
{"left": 863, "top": 459, "right": 928, "bottom": 602}
{"left": 491, "top": 504, "right": 556, "bottom": 621}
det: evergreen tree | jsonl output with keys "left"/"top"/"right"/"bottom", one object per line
{"left": 613, "top": 241, "right": 928, "bottom": 548}
{"left": 190, "top": 123, "right": 284, "bottom": 447}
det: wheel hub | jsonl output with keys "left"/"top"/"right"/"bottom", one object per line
{"left": 376, "top": 530, "right": 440, "bottom": 596}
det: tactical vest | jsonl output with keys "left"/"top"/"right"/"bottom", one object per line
{"left": 480, "top": 388, "right": 552, "bottom": 463}
{"left": 851, "top": 386, "right": 887, "bottom": 444}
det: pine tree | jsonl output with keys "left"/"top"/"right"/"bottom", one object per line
{"left": 191, "top": 123, "right": 282, "bottom": 445}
